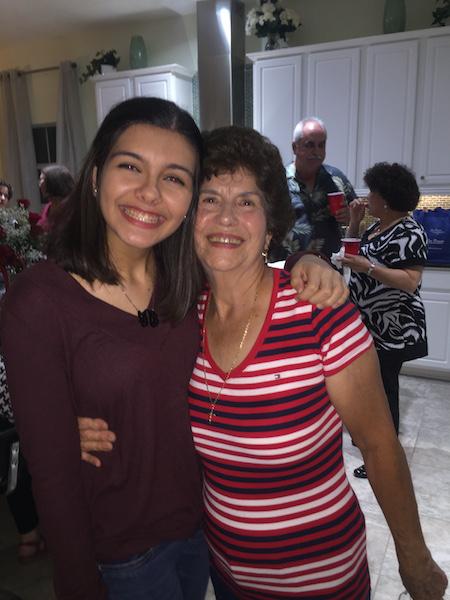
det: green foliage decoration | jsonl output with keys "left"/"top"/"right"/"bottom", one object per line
{"left": 79, "top": 49, "right": 120, "bottom": 84}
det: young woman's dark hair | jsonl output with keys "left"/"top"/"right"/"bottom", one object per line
{"left": 41, "top": 165, "right": 75, "bottom": 199}
{"left": 0, "top": 180, "right": 13, "bottom": 201}
{"left": 201, "top": 126, "right": 294, "bottom": 252}
{"left": 47, "top": 97, "right": 204, "bottom": 323}
{"left": 363, "top": 162, "right": 420, "bottom": 212}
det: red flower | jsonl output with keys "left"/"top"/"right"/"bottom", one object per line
{"left": 0, "top": 244, "right": 24, "bottom": 269}
{"left": 28, "top": 212, "right": 40, "bottom": 226}
{"left": 17, "top": 198, "right": 31, "bottom": 209}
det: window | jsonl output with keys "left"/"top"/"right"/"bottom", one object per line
{"left": 32, "top": 124, "right": 56, "bottom": 168}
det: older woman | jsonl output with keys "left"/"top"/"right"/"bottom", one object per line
{"left": 37, "top": 164, "right": 75, "bottom": 231}
{"left": 186, "top": 128, "right": 446, "bottom": 599}
{"left": 82, "top": 128, "right": 446, "bottom": 599}
{"left": 342, "top": 162, "right": 428, "bottom": 480}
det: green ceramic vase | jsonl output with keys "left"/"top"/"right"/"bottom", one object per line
{"left": 383, "top": 0, "right": 406, "bottom": 34}
{"left": 129, "top": 35, "right": 147, "bottom": 69}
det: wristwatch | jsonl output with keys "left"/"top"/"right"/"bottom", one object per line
{"left": 367, "top": 262, "right": 376, "bottom": 276}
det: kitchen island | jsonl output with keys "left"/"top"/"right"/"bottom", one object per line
{"left": 402, "top": 266, "right": 450, "bottom": 380}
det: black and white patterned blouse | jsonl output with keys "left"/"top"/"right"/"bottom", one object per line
{"left": 0, "top": 353, "right": 13, "bottom": 423}
{"left": 349, "top": 216, "right": 428, "bottom": 361}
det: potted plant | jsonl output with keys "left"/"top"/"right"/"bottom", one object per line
{"left": 79, "top": 49, "right": 120, "bottom": 83}
{"left": 432, "top": 0, "right": 450, "bottom": 25}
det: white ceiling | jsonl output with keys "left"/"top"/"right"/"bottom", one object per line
{"left": 0, "top": 0, "right": 197, "bottom": 48}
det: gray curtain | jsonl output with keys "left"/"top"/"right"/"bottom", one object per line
{"left": 56, "top": 61, "right": 86, "bottom": 176}
{"left": 0, "top": 70, "right": 40, "bottom": 211}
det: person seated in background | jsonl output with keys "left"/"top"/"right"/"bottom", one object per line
{"left": 342, "top": 162, "right": 428, "bottom": 480}
{"left": 0, "top": 356, "right": 45, "bottom": 562}
{"left": 277, "top": 117, "right": 355, "bottom": 260}
{"left": 37, "top": 164, "right": 75, "bottom": 232}
{"left": 0, "top": 180, "right": 13, "bottom": 208}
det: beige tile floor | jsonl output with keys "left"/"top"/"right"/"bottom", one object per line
{"left": 1, "top": 374, "right": 449, "bottom": 599}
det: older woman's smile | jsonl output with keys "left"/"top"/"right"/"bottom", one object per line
{"left": 207, "top": 234, "right": 243, "bottom": 246}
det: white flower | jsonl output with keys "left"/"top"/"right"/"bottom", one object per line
{"left": 261, "top": 2, "right": 276, "bottom": 15}
{"left": 245, "top": 0, "right": 301, "bottom": 38}
{"left": 245, "top": 8, "right": 258, "bottom": 34}
{"left": 0, "top": 207, "right": 45, "bottom": 268}
{"left": 283, "top": 7, "right": 301, "bottom": 27}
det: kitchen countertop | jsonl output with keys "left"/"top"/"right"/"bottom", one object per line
{"left": 425, "top": 264, "right": 450, "bottom": 269}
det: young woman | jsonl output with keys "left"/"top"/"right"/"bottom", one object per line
{"left": 1, "top": 98, "right": 344, "bottom": 600}
{"left": 1, "top": 97, "right": 208, "bottom": 600}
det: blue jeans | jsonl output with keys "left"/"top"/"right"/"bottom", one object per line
{"left": 99, "top": 529, "right": 209, "bottom": 600}
{"left": 210, "top": 565, "right": 238, "bottom": 600}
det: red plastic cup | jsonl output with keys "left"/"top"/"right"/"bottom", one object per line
{"left": 327, "top": 192, "right": 345, "bottom": 216}
{"left": 342, "top": 238, "right": 361, "bottom": 255}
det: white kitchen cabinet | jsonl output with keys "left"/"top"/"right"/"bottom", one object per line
{"left": 252, "top": 55, "right": 303, "bottom": 167}
{"left": 95, "top": 78, "right": 132, "bottom": 127}
{"left": 358, "top": 40, "right": 418, "bottom": 189}
{"left": 415, "top": 36, "right": 450, "bottom": 189}
{"left": 248, "top": 28, "right": 450, "bottom": 193}
{"left": 306, "top": 48, "right": 360, "bottom": 184}
{"left": 402, "top": 268, "right": 450, "bottom": 380}
{"left": 94, "top": 64, "right": 193, "bottom": 126}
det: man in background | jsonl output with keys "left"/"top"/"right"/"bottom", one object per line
{"left": 281, "top": 117, "right": 356, "bottom": 258}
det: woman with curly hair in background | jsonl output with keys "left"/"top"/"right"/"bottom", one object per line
{"left": 343, "top": 162, "right": 428, "bottom": 479}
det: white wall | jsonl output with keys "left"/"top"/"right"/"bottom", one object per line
{"left": 0, "top": 0, "right": 442, "bottom": 172}
{"left": 244, "top": 0, "right": 439, "bottom": 52}
{"left": 0, "top": 13, "right": 197, "bottom": 162}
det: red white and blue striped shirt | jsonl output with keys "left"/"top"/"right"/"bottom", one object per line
{"left": 188, "top": 269, "right": 373, "bottom": 599}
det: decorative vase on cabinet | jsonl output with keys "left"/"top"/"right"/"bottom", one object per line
{"left": 264, "top": 32, "right": 281, "bottom": 51}
{"left": 129, "top": 35, "right": 148, "bottom": 69}
{"left": 100, "top": 64, "right": 116, "bottom": 75}
{"left": 262, "top": 32, "right": 289, "bottom": 51}
{"left": 383, "top": 0, "right": 406, "bottom": 34}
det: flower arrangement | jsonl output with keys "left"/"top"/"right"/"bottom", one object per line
{"left": 0, "top": 206, "right": 45, "bottom": 275}
{"left": 79, "top": 49, "right": 120, "bottom": 84}
{"left": 245, "top": 0, "right": 301, "bottom": 41}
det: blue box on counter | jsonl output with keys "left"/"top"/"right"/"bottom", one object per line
{"left": 414, "top": 208, "right": 450, "bottom": 265}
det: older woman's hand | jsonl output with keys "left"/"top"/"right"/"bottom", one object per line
{"left": 400, "top": 552, "right": 448, "bottom": 599}
{"left": 290, "top": 254, "right": 349, "bottom": 308}
{"left": 341, "top": 253, "right": 372, "bottom": 273}
{"left": 348, "top": 198, "right": 366, "bottom": 225}
{"left": 78, "top": 417, "right": 116, "bottom": 468}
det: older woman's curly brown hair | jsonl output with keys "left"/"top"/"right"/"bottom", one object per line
{"left": 363, "top": 162, "right": 420, "bottom": 212}
{"left": 201, "top": 126, "right": 294, "bottom": 248}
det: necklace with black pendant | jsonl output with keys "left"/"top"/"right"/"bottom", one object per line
{"left": 119, "top": 284, "right": 159, "bottom": 328}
